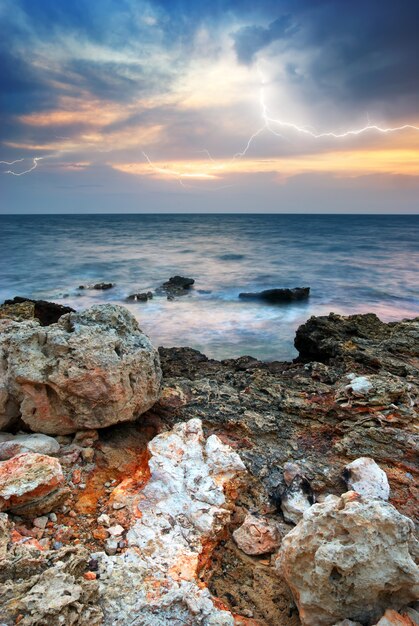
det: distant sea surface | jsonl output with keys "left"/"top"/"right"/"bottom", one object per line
{"left": 1, "top": 214, "right": 418, "bottom": 361}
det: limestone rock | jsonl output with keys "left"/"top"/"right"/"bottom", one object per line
{"left": 0, "top": 452, "right": 67, "bottom": 516}
{"left": 0, "top": 525, "right": 103, "bottom": 626}
{"left": 276, "top": 492, "right": 419, "bottom": 626}
{"left": 0, "top": 304, "right": 162, "bottom": 434}
{"left": 233, "top": 514, "right": 281, "bottom": 555}
{"left": 96, "top": 418, "right": 246, "bottom": 625}
{"left": 0, "top": 433, "right": 60, "bottom": 460}
{"left": 343, "top": 457, "right": 390, "bottom": 500}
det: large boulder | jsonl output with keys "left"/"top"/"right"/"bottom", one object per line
{"left": 276, "top": 491, "right": 419, "bottom": 626}
{"left": 0, "top": 304, "right": 162, "bottom": 434}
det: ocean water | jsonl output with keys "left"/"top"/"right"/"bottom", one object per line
{"left": 0, "top": 214, "right": 418, "bottom": 361}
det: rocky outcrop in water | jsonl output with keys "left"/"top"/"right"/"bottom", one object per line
{"left": 0, "top": 304, "right": 161, "bottom": 434}
{"left": 239, "top": 287, "right": 310, "bottom": 303}
{"left": 78, "top": 283, "right": 114, "bottom": 290}
{"left": 157, "top": 275, "right": 195, "bottom": 299}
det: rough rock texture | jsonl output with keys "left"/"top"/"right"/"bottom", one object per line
{"left": 294, "top": 312, "right": 419, "bottom": 372}
{"left": 0, "top": 432, "right": 60, "bottom": 460}
{"left": 278, "top": 462, "right": 314, "bottom": 525}
{"left": 126, "top": 291, "right": 153, "bottom": 302}
{"left": 276, "top": 492, "right": 419, "bottom": 626}
{"left": 375, "top": 610, "right": 419, "bottom": 625}
{"left": 2, "top": 296, "right": 75, "bottom": 326}
{"left": 0, "top": 304, "right": 161, "bottom": 434}
{"left": 155, "top": 313, "right": 418, "bottom": 624}
{"left": 239, "top": 287, "right": 310, "bottom": 303}
{"left": 233, "top": 514, "right": 281, "bottom": 555}
{"left": 0, "top": 311, "right": 417, "bottom": 625}
{"left": 0, "top": 513, "right": 103, "bottom": 625}
{"left": 343, "top": 457, "right": 390, "bottom": 500}
{"left": 95, "top": 418, "right": 246, "bottom": 625}
{"left": 157, "top": 275, "right": 195, "bottom": 298}
{"left": 0, "top": 452, "right": 67, "bottom": 516}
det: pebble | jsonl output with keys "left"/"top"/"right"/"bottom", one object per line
{"left": 49, "top": 512, "right": 57, "bottom": 522}
{"left": 112, "top": 502, "right": 126, "bottom": 510}
{"left": 97, "top": 513, "right": 111, "bottom": 527}
{"left": 53, "top": 541, "right": 63, "bottom": 549}
{"left": 105, "top": 538, "right": 119, "bottom": 555}
{"left": 33, "top": 516, "right": 49, "bottom": 530}
{"left": 108, "top": 524, "right": 124, "bottom": 537}
{"left": 81, "top": 447, "right": 95, "bottom": 462}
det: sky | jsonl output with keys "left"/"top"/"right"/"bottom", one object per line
{"left": 1, "top": 0, "right": 419, "bottom": 213}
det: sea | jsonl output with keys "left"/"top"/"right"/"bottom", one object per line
{"left": 0, "top": 214, "right": 418, "bottom": 361}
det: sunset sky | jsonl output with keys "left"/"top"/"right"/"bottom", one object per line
{"left": 1, "top": 0, "right": 419, "bottom": 213}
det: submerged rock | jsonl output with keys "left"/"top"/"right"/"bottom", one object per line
{"left": 0, "top": 304, "right": 161, "bottom": 434}
{"left": 126, "top": 291, "right": 153, "bottom": 302}
{"left": 78, "top": 283, "right": 114, "bottom": 290}
{"left": 157, "top": 275, "right": 195, "bottom": 298}
{"left": 1, "top": 297, "right": 75, "bottom": 326}
{"left": 233, "top": 513, "right": 281, "bottom": 555}
{"left": 343, "top": 457, "right": 390, "bottom": 501}
{"left": 0, "top": 452, "right": 67, "bottom": 516}
{"left": 239, "top": 287, "right": 310, "bottom": 303}
{"left": 277, "top": 491, "right": 419, "bottom": 626}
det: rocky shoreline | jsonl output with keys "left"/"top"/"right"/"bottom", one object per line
{"left": 0, "top": 300, "right": 418, "bottom": 625}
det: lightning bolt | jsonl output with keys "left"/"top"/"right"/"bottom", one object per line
{"left": 0, "top": 155, "right": 48, "bottom": 176}
{"left": 233, "top": 65, "right": 419, "bottom": 157}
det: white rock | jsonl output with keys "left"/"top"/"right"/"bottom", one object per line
{"left": 108, "top": 524, "right": 124, "bottom": 537}
{"left": 345, "top": 375, "right": 373, "bottom": 396}
{"left": 33, "top": 515, "right": 49, "bottom": 529}
{"left": 277, "top": 491, "right": 419, "bottom": 626}
{"left": 97, "top": 513, "right": 111, "bottom": 527}
{"left": 344, "top": 457, "right": 390, "bottom": 501}
{"left": 95, "top": 418, "right": 246, "bottom": 625}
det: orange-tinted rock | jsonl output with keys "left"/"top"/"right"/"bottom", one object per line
{"left": 0, "top": 452, "right": 65, "bottom": 515}
{"left": 0, "top": 305, "right": 162, "bottom": 434}
{"left": 233, "top": 513, "right": 281, "bottom": 555}
{"left": 375, "top": 609, "right": 417, "bottom": 625}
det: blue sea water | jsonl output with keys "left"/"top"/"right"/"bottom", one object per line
{"left": 0, "top": 214, "right": 418, "bottom": 361}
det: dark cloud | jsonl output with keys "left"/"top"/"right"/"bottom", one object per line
{"left": 232, "top": 15, "right": 297, "bottom": 64}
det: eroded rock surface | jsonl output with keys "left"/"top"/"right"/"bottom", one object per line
{"left": 0, "top": 452, "right": 67, "bottom": 516}
{"left": 95, "top": 418, "right": 246, "bottom": 625}
{"left": 233, "top": 513, "right": 281, "bottom": 555}
{"left": 277, "top": 492, "right": 419, "bottom": 626}
{"left": 0, "top": 304, "right": 162, "bottom": 434}
{"left": 1, "top": 296, "right": 75, "bottom": 326}
{"left": 0, "top": 513, "right": 103, "bottom": 625}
